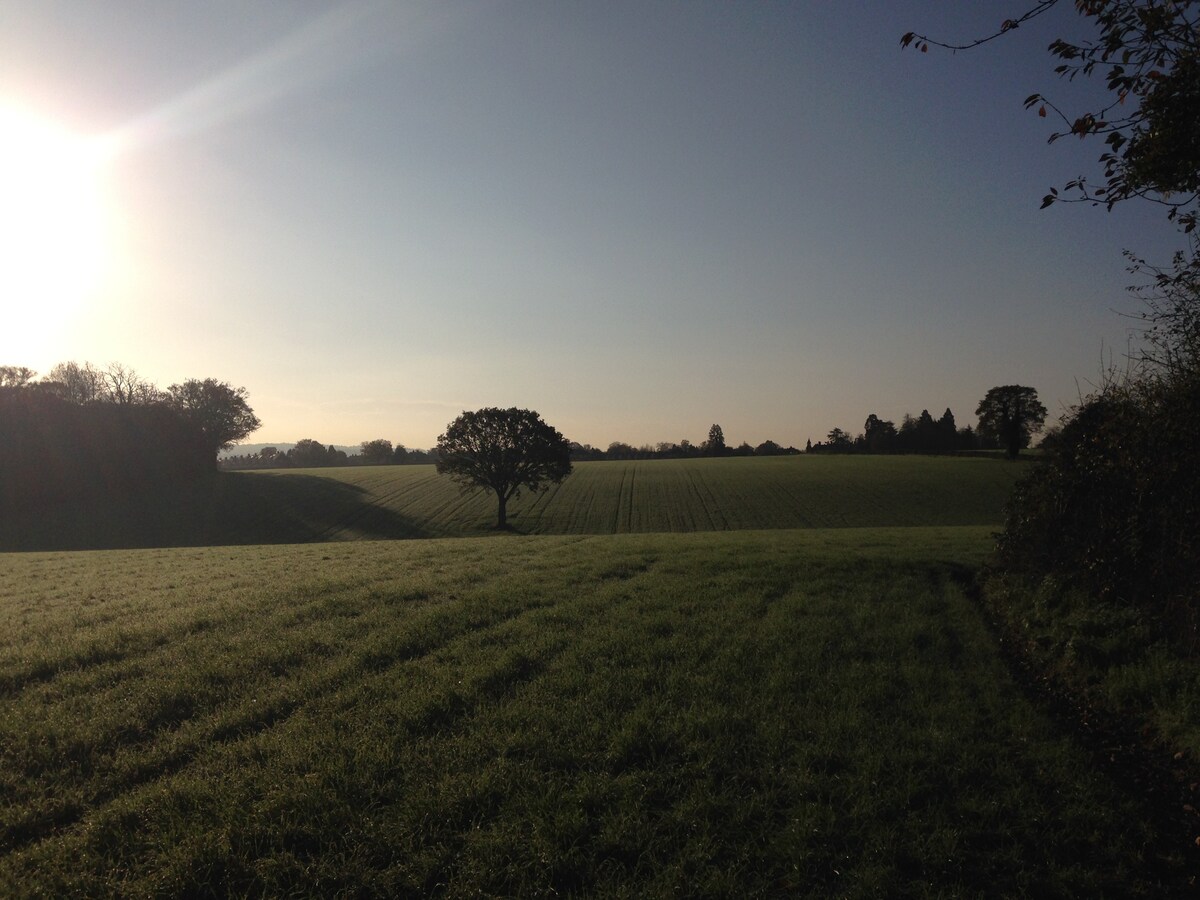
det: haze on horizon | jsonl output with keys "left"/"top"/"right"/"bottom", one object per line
{"left": 0, "top": 1, "right": 1185, "bottom": 451}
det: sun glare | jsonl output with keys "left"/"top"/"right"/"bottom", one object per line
{"left": 0, "top": 104, "right": 113, "bottom": 363}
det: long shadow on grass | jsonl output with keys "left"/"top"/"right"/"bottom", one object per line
{"left": 0, "top": 472, "right": 432, "bottom": 551}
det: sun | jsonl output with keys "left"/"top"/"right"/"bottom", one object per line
{"left": 0, "top": 104, "right": 113, "bottom": 363}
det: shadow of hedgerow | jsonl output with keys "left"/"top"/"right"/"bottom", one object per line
{"left": 0, "top": 471, "right": 432, "bottom": 551}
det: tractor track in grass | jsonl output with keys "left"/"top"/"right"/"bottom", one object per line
{"left": 0, "top": 565, "right": 655, "bottom": 858}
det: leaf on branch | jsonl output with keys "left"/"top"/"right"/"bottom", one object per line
{"left": 1039, "top": 105, "right": 1047, "bottom": 117}
{"left": 1040, "top": 195, "right": 1056, "bottom": 209}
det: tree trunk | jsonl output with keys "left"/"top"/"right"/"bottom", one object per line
{"left": 495, "top": 489, "right": 507, "bottom": 529}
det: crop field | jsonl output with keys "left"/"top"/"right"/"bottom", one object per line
{"left": 0, "top": 527, "right": 1186, "bottom": 896}
{"left": 1, "top": 455, "right": 1027, "bottom": 551}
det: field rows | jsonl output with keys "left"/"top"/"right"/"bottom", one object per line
{"left": 0, "top": 528, "right": 1179, "bottom": 896}
{"left": 1, "top": 456, "right": 1027, "bottom": 551}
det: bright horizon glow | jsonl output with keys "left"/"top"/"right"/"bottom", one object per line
{"left": 0, "top": 104, "right": 114, "bottom": 363}
{"left": 0, "top": 4, "right": 1180, "bottom": 450}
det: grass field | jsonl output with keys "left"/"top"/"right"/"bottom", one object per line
{"left": 5, "top": 456, "right": 1191, "bottom": 894}
{"left": 1, "top": 527, "right": 1189, "bottom": 896}
{"left": 0, "top": 455, "right": 1028, "bottom": 551}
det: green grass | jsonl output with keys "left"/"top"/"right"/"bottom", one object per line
{"left": 0, "top": 528, "right": 1185, "bottom": 896}
{"left": 0, "top": 455, "right": 1028, "bottom": 551}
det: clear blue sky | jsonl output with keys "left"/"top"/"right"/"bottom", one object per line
{"left": 0, "top": 1, "right": 1186, "bottom": 449}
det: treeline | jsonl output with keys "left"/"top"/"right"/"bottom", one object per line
{"left": 808, "top": 407, "right": 998, "bottom": 455}
{"left": 222, "top": 439, "right": 441, "bottom": 470}
{"left": 0, "top": 390, "right": 211, "bottom": 506}
{"left": 577, "top": 425, "right": 799, "bottom": 460}
{"left": 572, "top": 439, "right": 801, "bottom": 461}
{"left": 0, "top": 362, "right": 260, "bottom": 504}
{"left": 222, "top": 426, "right": 801, "bottom": 470}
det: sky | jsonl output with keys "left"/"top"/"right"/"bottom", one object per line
{"left": 0, "top": 1, "right": 1189, "bottom": 450}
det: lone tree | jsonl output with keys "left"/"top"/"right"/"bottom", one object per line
{"left": 435, "top": 407, "right": 572, "bottom": 529}
{"left": 976, "top": 385, "right": 1048, "bottom": 459}
{"left": 704, "top": 423, "right": 726, "bottom": 456}
{"left": 166, "top": 378, "right": 262, "bottom": 467}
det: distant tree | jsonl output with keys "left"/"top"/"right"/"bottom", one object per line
{"left": 732, "top": 441, "right": 754, "bottom": 457}
{"left": 436, "top": 407, "right": 572, "bottom": 529}
{"left": 568, "top": 442, "right": 604, "bottom": 462}
{"left": 606, "top": 441, "right": 636, "bottom": 460}
{"left": 288, "top": 439, "right": 329, "bottom": 467}
{"left": 0, "top": 366, "right": 36, "bottom": 389}
{"left": 805, "top": 438, "right": 812, "bottom": 453}
{"left": 100, "top": 363, "right": 160, "bottom": 405}
{"left": 826, "top": 427, "right": 853, "bottom": 453}
{"left": 976, "top": 385, "right": 1048, "bottom": 459}
{"left": 46, "top": 361, "right": 103, "bottom": 404}
{"left": 704, "top": 424, "right": 727, "bottom": 456}
{"left": 956, "top": 424, "right": 981, "bottom": 451}
{"left": 411, "top": 447, "right": 439, "bottom": 465}
{"left": 166, "top": 379, "right": 262, "bottom": 466}
{"left": 754, "top": 439, "right": 782, "bottom": 456}
{"left": 936, "top": 408, "right": 957, "bottom": 454}
{"left": 863, "top": 413, "right": 898, "bottom": 453}
{"left": 360, "top": 439, "right": 394, "bottom": 465}
{"left": 914, "top": 409, "right": 938, "bottom": 454}
{"left": 392, "top": 443, "right": 411, "bottom": 464}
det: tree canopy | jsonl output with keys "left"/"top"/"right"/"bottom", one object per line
{"left": 166, "top": 379, "right": 262, "bottom": 465}
{"left": 704, "top": 424, "right": 727, "bottom": 456}
{"left": 359, "top": 439, "right": 394, "bottom": 465}
{"left": 976, "top": 385, "right": 1048, "bottom": 459}
{"left": 435, "top": 408, "right": 572, "bottom": 529}
{"left": 904, "top": 0, "right": 1200, "bottom": 231}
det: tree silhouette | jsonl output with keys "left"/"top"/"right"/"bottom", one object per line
{"left": 289, "top": 439, "right": 330, "bottom": 467}
{"left": 976, "top": 386, "right": 1048, "bottom": 459}
{"left": 0, "top": 366, "right": 36, "bottom": 389}
{"left": 704, "top": 423, "right": 726, "bottom": 456}
{"left": 360, "top": 439, "right": 394, "bottom": 465}
{"left": 166, "top": 379, "right": 262, "bottom": 466}
{"left": 436, "top": 407, "right": 572, "bottom": 529}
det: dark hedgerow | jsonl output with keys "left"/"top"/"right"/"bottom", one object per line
{"left": 995, "top": 371, "right": 1200, "bottom": 652}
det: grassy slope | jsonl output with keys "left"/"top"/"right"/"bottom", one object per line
{"left": 0, "top": 455, "right": 1027, "bottom": 551}
{"left": 0, "top": 529, "right": 1186, "bottom": 896}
